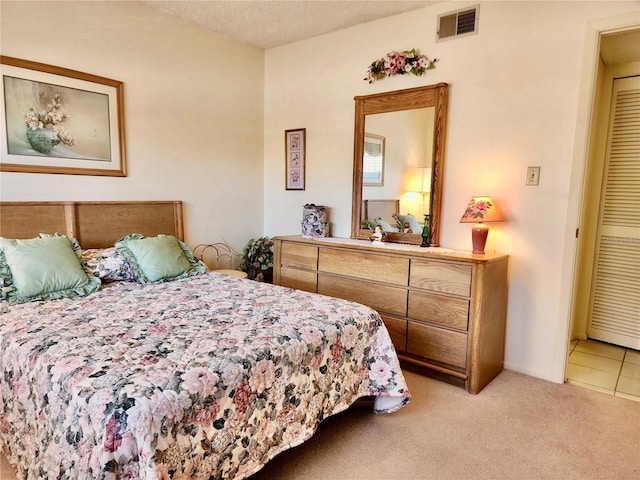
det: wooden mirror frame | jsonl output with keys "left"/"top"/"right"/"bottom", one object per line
{"left": 351, "top": 83, "right": 449, "bottom": 246}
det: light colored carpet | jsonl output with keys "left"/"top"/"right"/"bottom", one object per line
{"left": 2, "top": 369, "right": 638, "bottom": 479}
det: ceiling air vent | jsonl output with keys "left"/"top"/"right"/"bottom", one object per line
{"left": 437, "top": 5, "right": 479, "bottom": 41}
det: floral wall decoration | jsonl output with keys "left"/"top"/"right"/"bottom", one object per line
{"left": 364, "top": 48, "right": 437, "bottom": 83}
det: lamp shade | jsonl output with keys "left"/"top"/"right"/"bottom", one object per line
{"left": 459, "top": 196, "right": 503, "bottom": 223}
{"left": 410, "top": 167, "right": 432, "bottom": 193}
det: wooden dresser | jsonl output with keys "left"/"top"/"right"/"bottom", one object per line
{"left": 273, "top": 236, "right": 509, "bottom": 394}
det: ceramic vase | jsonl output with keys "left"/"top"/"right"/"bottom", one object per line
{"left": 26, "top": 128, "right": 58, "bottom": 154}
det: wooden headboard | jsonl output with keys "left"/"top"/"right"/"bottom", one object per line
{"left": 0, "top": 201, "right": 184, "bottom": 248}
{"left": 362, "top": 199, "right": 399, "bottom": 225}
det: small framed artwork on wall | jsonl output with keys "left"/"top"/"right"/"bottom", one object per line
{"left": 285, "top": 128, "right": 305, "bottom": 190}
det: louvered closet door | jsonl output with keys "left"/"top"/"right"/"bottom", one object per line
{"left": 587, "top": 76, "right": 640, "bottom": 350}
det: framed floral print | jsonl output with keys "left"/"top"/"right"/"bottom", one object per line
{"left": 285, "top": 128, "right": 305, "bottom": 190}
{"left": 0, "top": 56, "right": 126, "bottom": 176}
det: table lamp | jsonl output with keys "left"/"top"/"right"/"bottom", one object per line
{"left": 459, "top": 196, "right": 503, "bottom": 254}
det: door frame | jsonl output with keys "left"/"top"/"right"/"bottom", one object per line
{"left": 560, "top": 12, "right": 640, "bottom": 382}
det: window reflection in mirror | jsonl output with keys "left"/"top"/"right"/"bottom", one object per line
{"left": 361, "top": 107, "right": 435, "bottom": 233}
{"left": 363, "top": 133, "right": 385, "bottom": 187}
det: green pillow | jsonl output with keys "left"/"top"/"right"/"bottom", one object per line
{"left": 115, "top": 234, "right": 205, "bottom": 284}
{"left": 0, "top": 235, "right": 101, "bottom": 305}
{"left": 393, "top": 213, "right": 422, "bottom": 234}
{"left": 374, "top": 217, "right": 397, "bottom": 232}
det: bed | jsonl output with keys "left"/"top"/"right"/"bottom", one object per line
{"left": 0, "top": 201, "right": 410, "bottom": 479}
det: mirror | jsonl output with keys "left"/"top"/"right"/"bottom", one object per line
{"left": 351, "top": 83, "right": 448, "bottom": 246}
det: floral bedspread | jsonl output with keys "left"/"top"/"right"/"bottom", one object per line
{"left": 0, "top": 272, "right": 410, "bottom": 479}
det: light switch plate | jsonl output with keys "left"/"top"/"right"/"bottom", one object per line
{"left": 526, "top": 166, "right": 540, "bottom": 186}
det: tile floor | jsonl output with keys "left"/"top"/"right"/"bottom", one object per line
{"left": 567, "top": 339, "right": 640, "bottom": 402}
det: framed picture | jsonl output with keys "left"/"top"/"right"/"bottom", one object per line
{"left": 285, "top": 128, "right": 305, "bottom": 190}
{"left": 0, "top": 56, "right": 126, "bottom": 176}
{"left": 363, "top": 133, "right": 385, "bottom": 186}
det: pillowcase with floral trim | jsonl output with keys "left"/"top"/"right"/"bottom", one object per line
{"left": 115, "top": 234, "right": 205, "bottom": 284}
{"left": 0, "top": 235, "right": 101, "bottom": 305}
{"left": 82, "top": 247, "right": 135, "bottom": 282}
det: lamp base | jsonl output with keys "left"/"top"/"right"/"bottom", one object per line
{"left": 471, "top": 223, "right": 489, "bottom": 254}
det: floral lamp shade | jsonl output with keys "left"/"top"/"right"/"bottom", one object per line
{"left": 460, "top": 196, "right": 503, "bottom": 254}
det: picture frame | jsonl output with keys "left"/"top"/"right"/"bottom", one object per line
{"left": 285, "top": 128, "right": 305, "bottom": 190}
{"left": 363, "top": 133, "right": 385, "bottom": 186}
{"left": 0, "top": 56, "right": 126, "bottom": 176}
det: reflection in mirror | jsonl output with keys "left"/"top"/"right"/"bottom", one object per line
{"left": 363, "top": 133, "right": 385, "bottom": 187}
{"left": 361, "top": 108, "right": 435, "bottom": 233}
{"left": 351, "top": 83, "right": 449, "bottom": 246}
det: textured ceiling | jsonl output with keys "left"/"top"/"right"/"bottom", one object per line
{"left": 145, "top": 2, "right": 638, "bottom": 61}
{"left": 146, "top": 0, "right": 436, "bottom": 49}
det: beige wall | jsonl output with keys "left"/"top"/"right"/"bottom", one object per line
{"left": 263, "top": 1, "right": 640, "bottom": 382}
{"left": 0, "top": 0, "right": 265, "bottom": 255}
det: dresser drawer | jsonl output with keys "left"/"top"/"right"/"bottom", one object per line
{"left": 410, "top": 260, "right": 472, "bottom": 297}
{"left": 379, "top": 314, "right": 407, "bottom": 352}
{"left": 408, "top": 291, "right": 469, "bottom": 331}
{"left": 319, "top": 248, "right": 409, "bottom": 286}
{"left": 317, "top": 274, "right": 408, "bottom": 317}
{"left": 280, "top": 267, "right": 317, "bottom": 293}
{"left": 407, "top": 321, "right": 467, "bottom": 369}
{"left": 281, "top": 242, "right": 318, "bottom": 270}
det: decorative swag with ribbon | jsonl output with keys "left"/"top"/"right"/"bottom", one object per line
{"left": 364, "top": 48, "right": 437, "bottom": 83}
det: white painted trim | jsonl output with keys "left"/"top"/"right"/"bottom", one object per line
{"left": 503, "top": 362, "right": 560, "bottom": 384}
{"left": 560, "top": 12, "right": 640, "bottom": 384}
